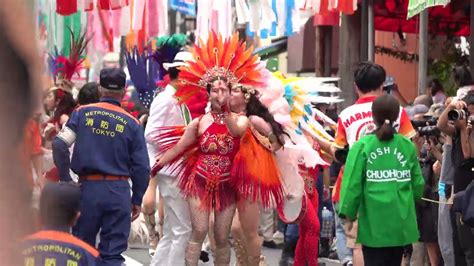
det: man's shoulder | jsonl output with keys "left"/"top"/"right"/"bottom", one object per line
{"left": 149, "top": 88, "right": 179, "bottom": 110}
{"left": 23, "top": 230, "right": 99, "bottom": 257}
{"left": 343, "top": 100, "right": 372, "bottom": 112}
{"left": 81, "top": 102, "right": 140, "bottom": 125}
{"left": 339, "top": 102, "right": 373, "bottom": 119}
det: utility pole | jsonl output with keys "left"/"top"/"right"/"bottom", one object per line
{"left": 360, "top": 0, "right": 368, "bottom": 61}
{"left": 368, "top": 0, "right": 374, "bottom": 61}
{"left": 418, "top": 10, "right": 428, "bottom": 95}
{"left": 339, "top": 11, "right": 361, "bottom": 107}
{"left": 470, "top": 0, "right": 474, "bottom": 75}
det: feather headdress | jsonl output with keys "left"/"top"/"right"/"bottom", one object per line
{"left": 179, "top": 32, "right": 266, "bottom": 89}
{"left": 125, "top": 46, "right": 158, "bottom": 109}
{"left": 51, "top": 28, "right": 89, "bottom": 83}
{"left": 150, "top": 34, "right": 188, "bottom": 80}
{"left": 258, "top": 71, "right": 341, "bottom": 143}
{"left": 126, "top": 34, "right": 188, "bottom": 109}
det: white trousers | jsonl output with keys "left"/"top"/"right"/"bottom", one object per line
{"left": 259, "top": 208, "right": 275, "bottom": 241}
{"left": 150, "top": 174, "right": 191, "bottom": 266}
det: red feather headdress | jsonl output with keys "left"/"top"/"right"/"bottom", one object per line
{"left": 49, "top": 28, "right": 90, "bottom": 86}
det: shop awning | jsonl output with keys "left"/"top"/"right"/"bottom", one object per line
{"left": 253, "top": 37, "right": 288, "bottom": 59}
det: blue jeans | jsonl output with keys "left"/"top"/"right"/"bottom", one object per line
{"left": 333, "top": 202, "right": 352, "bottom": 264}
{"left": 285, "top": 223, "right": 299, "bottom": 243}
{"left": 317, "top": 171, "right": 324, "bottom": 223}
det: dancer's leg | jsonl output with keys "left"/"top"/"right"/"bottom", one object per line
{"left": 294, "top": 194, "right": 320, "bottom": 266}
{"left": 293, "top": 225, "right": 307, "bottom": 266}
{"left": 208, "top": 212, "right": 216, "bottom": 253}
{"left": 231, "top": 210, "right": 249, "bottom": 266}
{"left": 143, "top": 177, "right": 157, "bottom": 214}
{"left": 142, "top": 177, "right": 160, "bottom": 255}
{"left": 186, "top": 197, "right": 210, "bottom": 266}
{"left": 238, "top": 200, "right": 262, "bottom": 266}
{"left": 214, "top": 204, "right": 237, "bottom": 266}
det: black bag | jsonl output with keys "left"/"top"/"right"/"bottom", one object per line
{"left": 453, "top": 180, "right": 474, "bottom": 227}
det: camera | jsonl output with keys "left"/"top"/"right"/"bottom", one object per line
{"left": 411, "top": 117, "right": 440, "bottom": 138}
{"left": 447, "top": 109, "right": 468, "bottom": 121}
{"left": 411, "top": 117, "right": 437, "bottom": 129}
{"left": 383, "top": 84, "right": 395, "bottom": 94}
{"left": 418, "top": 126, "right": 441, "bottom": 138}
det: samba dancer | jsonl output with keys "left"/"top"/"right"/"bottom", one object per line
{"left": 151, "top": 32, "right": 267, "bottom": 266}
{"left": 229, "top": 84, "right": 287, "bottom": 266}
{"left": 256, "top": 72, "right": 336, "bottom": 265}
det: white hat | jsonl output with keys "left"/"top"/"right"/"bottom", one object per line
{"left": 163, "top": 51, "right": 193, "bottom": 71}
{"left": 103, "top": 52, "right": 120, "bottom": 63}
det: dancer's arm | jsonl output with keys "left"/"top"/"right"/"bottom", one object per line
{"left": 249, "top": 115, "right": 272, "bottom": 135}
{"left": 157, "top": 118, "right": 199, "bottom": 166}
{"left": 249, "top": 115, "right": 283, "bottom": 151}
{"left": 312, "top": 133, "right": 335, "bottom": 157}
{"left": 224, "top": 113, "right": 249, "bottom": 137}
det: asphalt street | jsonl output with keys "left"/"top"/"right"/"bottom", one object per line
{"left": 124, "top": 245, "right": 342, "bottom": 266}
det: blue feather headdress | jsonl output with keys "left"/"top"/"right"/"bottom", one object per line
{"left": 126, "top": 34, "right": 188, "bottom": 109}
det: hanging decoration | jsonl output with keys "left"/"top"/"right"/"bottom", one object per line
{"left": 170, "top": 0, "right": 196, "bottom": 17}
{"left": 235, "top": 0, "right": 311, "bottom": 39}
{"left": 196, "top": 0, "right": 232, "bottom": 41}
{"left": 302, "top": 0, "right": 358, "bottom": 16}
{"left": 56, "top": 0, "right": 129, "bottom": 16}
{"left": 374, "top": 46, "right": 420, "bottom": 63}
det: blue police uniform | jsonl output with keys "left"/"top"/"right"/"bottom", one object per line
{"left": 21, "top": 229, "right": 99, "bottom": 266}
{"left": 52, "top": 93, "right": 150, "bottom": 265}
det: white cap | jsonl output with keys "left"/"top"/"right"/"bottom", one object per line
{"left": 163, "top": 51, "right": 193, "bottom": 71}
{"left": 103, "top": 52, "right": 120, "bottom": 63}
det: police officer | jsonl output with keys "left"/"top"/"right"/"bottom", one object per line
{"left": 21, "top": 183, "right": 98, "bottom": 265}
{"left": 52, "top": 68, "right": 150, "bottom": 265}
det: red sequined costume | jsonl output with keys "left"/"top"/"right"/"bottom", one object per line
{"left": 179, "top": 117, "right": 240, "bottom": 211}
{"left": 294, "top": 165, "right": 320, "bottom": 266}
{"left": 232, "top": 126, "right": 284, "bottom": 208}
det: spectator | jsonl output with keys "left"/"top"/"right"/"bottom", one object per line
{"left": 453, "top": 66, "right": 474, "bottom": 100}
{"left": 416, "top": 134, "right": 442, "bottom": 266}
{"left": 437, "top": 90, "right": 474, "bottom": 265}
{"left": 77, "top": 82, "right": 100, "bottom": 106}
{"left": 427, "top": 78, "right": 447, "bottom": 105}
{"left": 413, "top": 94, "right": 434, "bottom": 109}
{"left": 437, "top": 133, "right": 455, "bottom": 266}
{"left": 21, "top": 183, "right": 98, "bottom": 265}
{"left": 383, "top": 76, "right": 408, "bottom": 106}
{"left": 406, "top": 105, "right": 429, "bottom": 121}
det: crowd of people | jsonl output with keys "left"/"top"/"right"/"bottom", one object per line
{"left": 16, "top": 31, "right": 474, "bottom": 266}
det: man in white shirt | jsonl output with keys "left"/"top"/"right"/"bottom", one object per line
{"left": 143, "top": 52, "right": 194, "bottom": 266}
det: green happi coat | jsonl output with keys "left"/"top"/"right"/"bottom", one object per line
{"left": 338, "top": 134, "right": 425, "bottom": 248}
